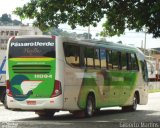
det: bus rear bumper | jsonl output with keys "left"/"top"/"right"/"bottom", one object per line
{"left": 7, "top": 95, "right": 63, "bottom": 111}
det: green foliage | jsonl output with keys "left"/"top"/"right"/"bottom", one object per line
{"left": 44, "top": 28, "right": 92, "bottom": 39}
{"left": 0, "top": 13, "right": 22, "bottom": 26}
{"left": 14, "top": 0, "right": 160, "bottom": 38}
{"left": 1, "top": 14, "right": 12, "bottom": 23}
{"left": 12, "top": 20, "right": 22, "bottom": 26}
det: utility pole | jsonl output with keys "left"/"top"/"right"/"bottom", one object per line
{"left": 141, "top": 40, "right": 143, "bottom": 49}
{"left": 88, "top": 25, "right": 90, "bottom": 39}
{"left": 144, "top": 27, "right": 147, "bottom": 55}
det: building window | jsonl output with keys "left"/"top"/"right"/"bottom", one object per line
{"left": 6, "top": 31, "right": 9, "bottom": 36}
{"left": 15, "top": 31, "right": 19, "bottom": 36}
{"left": 1, "top": 31, "right": 4, "bottom": 36}
{"left": 10, "top": 31, "right": 14, "bottom": 36}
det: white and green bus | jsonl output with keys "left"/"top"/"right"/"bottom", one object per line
{"left": 6, "top": 35, "right": 148, "bottom": 117}
{"left": 0, "top": 49, "right": 6, "bottom": 104}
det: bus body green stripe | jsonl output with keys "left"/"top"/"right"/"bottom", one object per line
{"left": 8, "top": 58, "right": 56, "bottom": 100}
{"left": 78, "top": 70, "right": 138, "bottom": 108}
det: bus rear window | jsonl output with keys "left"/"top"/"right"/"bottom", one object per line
{"left": 9, "top": 38, "right": 55, "bottom": 58}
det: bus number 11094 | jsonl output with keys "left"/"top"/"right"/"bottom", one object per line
{"left": 34, "top": 74, "right": 53, "bottom": 79}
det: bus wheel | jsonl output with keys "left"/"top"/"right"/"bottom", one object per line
{"left": 35, "top": 111, "right": 55, "bottom": 118}
{"left": 95, "top": 108, "right": 100, "bottom": 114}
{"left": 122, "top": 93, "right": 138, "bottom": 112}
{"left": 71, "top": 110, "right": 85, "bottom": 118}
{"left": 85, "top": 94, "right": 95, "bottom": 117}
{"left": 1, "top": 91, "right": 8, "bottom": 109}
{"left": 3, "top": 94, "right": 8, "bottom": 109}
{"left": 130, "top": 93, "right": 138, "bottom": 111}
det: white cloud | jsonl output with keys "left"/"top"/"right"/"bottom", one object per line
{"left": 0, "top": 0, "right": 29, "bottom": 20}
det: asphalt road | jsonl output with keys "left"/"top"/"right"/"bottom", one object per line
{"left": 0, "top": 93, "right": 160, "bottom": 128}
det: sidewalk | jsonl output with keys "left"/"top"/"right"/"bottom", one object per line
{"left": 148, "top": 82, "right": 160, "bottom": 91}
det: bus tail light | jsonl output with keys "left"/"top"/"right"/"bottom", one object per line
{"left": 51, "top": 35, "right": 56, "bottom": 40}
{"left": 51, "top": 80, "right": 62, "bottom": 97}
{"left": 6, "top": 80, "right": 13, "bottom": 97}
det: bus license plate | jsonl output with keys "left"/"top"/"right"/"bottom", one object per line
{"left": 27, "top": 101, "right": 36, "bottom": 105}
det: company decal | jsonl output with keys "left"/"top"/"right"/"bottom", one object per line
{"left": 10, "top": 42, "right": 55, "bottom": 47}
{"left": 0, "top": 56, "right": 6, "bottom": 74}
{"left": 10, "top": 75, "right": 42, "bottom": 101}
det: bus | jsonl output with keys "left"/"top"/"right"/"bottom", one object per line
{"left": 146, "top": 57, "right": 156, "bottom": 81}
{"left": 146, "top": 56, "right": 159, "bottom": 81}
{"left": 6, "top": 35, "right": 148, "bottom": 117}
{"left": 0, "top": 49, "right": 6, "bottom": 104}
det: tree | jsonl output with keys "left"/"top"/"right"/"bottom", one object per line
{"left": 12, "top": 20, "right": 22, "bottom": 25}
{"left": 0, "top": 13, "right": 22, "bottom": 26}
{"left": 44, "top": 27, "right": 92, "bottom": 39}
{"left": 43, "top": 28, "right": 63, "bottom": 36}
{"left": 14, "top": 0, "right": 160, "bottom": 38}
{"left": 1, "top": 13, "right": 12, "bottom": 23}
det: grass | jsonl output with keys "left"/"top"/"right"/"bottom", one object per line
{"left": 149, "top": 89, "right": 160, "bottom": 93}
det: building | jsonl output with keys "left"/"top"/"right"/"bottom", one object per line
{"left": 138, "top": 47, "right": 160, "bottom": 81}
{"left": 0, "top": 26, "right": 42, "bottom": 50}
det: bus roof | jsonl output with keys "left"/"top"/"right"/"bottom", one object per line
{"left": 58, "top": 36, "right": 145, "bottom": 60}
{"left": 9, "top": 35, "right": 145, "bottom": 59}
{"left": 59, "top": 36, "right": 139, "bottom": 52}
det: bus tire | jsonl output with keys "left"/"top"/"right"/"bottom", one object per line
{"left": 95, "top": 108, "right": 100, "bottom": 114}
{"left": 3, "top": 94, "right": 8, "bottom": 109}
{"left": 35, "top": 111, "right": 55, "bottom": 118}
{"left": 1, "top": 91, "right": 8, "bottom": 109}
{"left": 0, "top": 89, "right": 5, "bottom": 103}
{"left": 130, "top": 93, "right": 138, "bottom": 111}
{"left": 71, "top": 110, "right": 85, "bottom": 118}
{"left": 85, "top": 94, "right": 95, "bottom": 117}
{"left": 122, "top": 93, "right": 138, "bottom": 112}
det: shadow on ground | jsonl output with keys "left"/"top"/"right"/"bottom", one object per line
{"left": 14, "top": 109, "right": 160, "bottom": 123}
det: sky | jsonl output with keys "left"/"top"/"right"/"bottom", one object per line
{"left": 0, "top": 0, "right": 27, "bottom": 16}
{"left": 0, "top": 0, "right": 32, "bottom": 23}
{"left": 0, "top": 0, "right": 160, "bottom": 49}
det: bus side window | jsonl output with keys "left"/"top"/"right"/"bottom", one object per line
{"left": 112, "top": 50, "right": 119, "bottom": 70}
{"left": 141, "top": 60, "right": 148, "bottom": 82}
{"left": 85, "top": 47, "right": 94, "bottom": 68}
{"left": 107, "top": 50, "right": 112, "bottom": 69}
{"left": 127, "top": 53, "right": 131, "bottom": 70}
{"left": 64, "top": 43, "right": 80, "bottom": 67}
{"left": 80, "top": 46, "right": 85, "bottom": 67}
{"left": 118, "top": 51, "right": 121, "bottom": 69}
{"left": 94, "top": 48, "right": 100, "bottom": 68}
{"left": 127, "top": 53, "right": 139, "bottom": 71}
{"left": 100, "top": 48, "right": 107, "bottom": 69}
{"left": 121, "top": 52, "right": 127, "bottom": 70}
{"left": 131, "top": 53, "right": 139, "bottom": 71}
